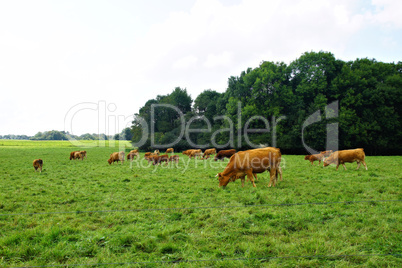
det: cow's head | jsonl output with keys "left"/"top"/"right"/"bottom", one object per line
{"left": 323, "top": 156, "right": 334, "bottom": 167}
{"left": 216, "top": 173, "right": 230, "bottom": 188}
{"left": 107, "top": 158, "right": 112, "bottom": 165}
{"left": 304, "top": 155, "right": 310, "bottom": 160}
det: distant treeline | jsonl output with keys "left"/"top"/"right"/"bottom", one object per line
{"left": 131, "top": 51, "right": 402, "bottom": 155}
{"left": 0, "top": 130, "right": 120, "bottom": 141}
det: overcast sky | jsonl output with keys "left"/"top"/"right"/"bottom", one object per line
{"left": 0, "top": 0, "right": 401, "bottom": 136}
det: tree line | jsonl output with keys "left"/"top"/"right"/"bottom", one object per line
{"left": 0, "top": 130, "right": 114, "bottom": 141}
{"left": 131, "top": 51, "right": 401, "bottom": 155}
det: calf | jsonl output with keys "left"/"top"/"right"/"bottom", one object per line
{"left": 214, "top": 149, "right": 236, "bottom": 161}
{"left": 304, "top": 153, "right": 324, "bottom": 166}
{"left": 166, "top": 148, "right": 174, "bottom": 154}
{"left": 33, "top": 159, "right": 43, "bottom": 173}
{"left": 323, "top": 148, "right": 368, "bottom": 170}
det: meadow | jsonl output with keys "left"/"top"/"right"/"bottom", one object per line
{"left": 0, "top": 140, "right": 400, "bottom": 267}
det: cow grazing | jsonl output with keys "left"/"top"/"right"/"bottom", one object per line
{"left": 153, "top": 154, "right": 169, "bottom": 165}
{"left": 80, "top": 150, "right": 87, "bottom": 159}
{"left": 189, "top": 149, "right": 202, "bottom": 159}
{"left": 144, "top": 153, "right": 158, "bottom": 163}
{"left": 168, "top": 155, "right": 179, "bottom": 164}
{"left": 182, "top": 149, "right": 195, "bottom": 156}
{"left": 304, "top": 153, "right": 324, "bottom": 166}
{"left": 202, "top": 148, "right": 216, "bottom": 159}
{"left": 74, "top": 151, "right": 85, "bottom": 161}
{"left": 154, "top": 150, "right": 160, "bottom": 155}
{"left": 216, "top": 147, "right": 282, "bottom": 188}
{"left": 33, "top": 159, "right": 43, "bottom": 173}
{"left": 320, "top": 150, "right": 333, "bottom": 157}
{"left": 323, "top": 148, "right": 367, "bottom": 171}
{"left": 70, "top": 151, "right": 79, "bottom": 160}
{"left": 127, "top": 151, "right": 139, "bottom": 161}
{"left": 166, "top": 148, "right": 174, "bottom": 154}
{"left": 214, "top": 149, "right": 236, "bottom": 161}
{"left": 108, "top": 151, "right": 125, "bottom": 165}
{"left": 129, "top": 149, "right": 139, "bottom": 154}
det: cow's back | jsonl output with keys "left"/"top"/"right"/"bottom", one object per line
{"left": 338, "top": 148, "right": 365, "bottom": 161}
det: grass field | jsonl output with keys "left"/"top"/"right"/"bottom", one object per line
{"left": 0, "top": 140, "right": 401, "bottom": 267}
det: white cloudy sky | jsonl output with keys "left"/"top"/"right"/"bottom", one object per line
{"left": 0, "top": 0, "right": 401, "bottom": 136}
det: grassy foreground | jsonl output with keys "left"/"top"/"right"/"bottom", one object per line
{"left": 0, "top": 140, "right": 401, "bottom": 267}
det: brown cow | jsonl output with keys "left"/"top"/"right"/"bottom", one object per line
{"left": 108, "top": 151, "right": 125, "bottom": 165}
{"left": 168, "top": 155, "right": 179, "bottom": 164}
{"left": 166, "top": 148, "right": 174, "bottom": 154}
{"left": 74, "top": 151, "right": 85, "bottom": 161}
{"left": 214, "top": 149, "right": 236, "bottom": 161}
{"left": 127, "top": 151, "right": 139, "bottom": 161}
{"left": 129, "top": 149, "right": 139, "bottom": 154}
{"left": 323, "top": 148, "right": 368, "bottom": 171}
{"left": 216, "top": 147, "right": 281, "bottom": 188}
{"left": 304, "top": 153, "right": 324, "bottom": 166}
{"left": 145, "top": 153, "right": 158, "bottom": 163}
{"left": 70, "top": 151, "right": 79, "bottom": 160}
{"left": 153, "top": 150, "right": 160, "bottom": 155}
{"left": 80, "top": 150, "right": 87, "bottom": 159}
{"left": 182, "top": 149, "right": 194, "bottom": 156}
{"left": 33, "top": 159, "right": 43, "bottom": 172}
{"left": 153, "top": 154, "right": 169, "bottom": 165}
{"left": 189, "top": 149, "right": 202, "bottom": 159}
{"left": 202, "top": 148, "right": 216, "bottom": 159}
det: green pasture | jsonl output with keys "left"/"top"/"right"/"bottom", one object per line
{"left": 0, "top": 140, "right": 401, "bottom": 267}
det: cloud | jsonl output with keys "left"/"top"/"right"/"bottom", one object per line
{"left": 0, "top": 0, "right": 401, "bottom": 136}
{"left": 172, "top": 55, "right": 199, "bottom": 70}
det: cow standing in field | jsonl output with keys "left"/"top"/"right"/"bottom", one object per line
{"left": 189, "top": 149, "right": 202, "bottom": 159}
{"left": 202, "top": 148, "right": 216, "bottom": 159}
{"left": 323, "top": 148, "right": 368, "bottom": 171}
{"left": 166, "top": 148, "right": 174, "bottom": 154}
{"left": 304, "top": 153, "right": 325, "bottom": 166}
{"left": 153, "top": 154, "right": 169, "bottom": 165}
{"left": 108, "top": 151, "right": 125, "bottom": 165}
{"left": 73, "top": 151, "right": 85, "bottom": 161}
{"left": 153, "top": 150, "right": 160, "bottom": 155}
{"left": 33, "top": 159, "right": 43, "bottom": 173}
{"left": 216, "top": 147, "right": 282, "bottom": 188}
{"left": 70, "top": 151, "right": 79, "bottom": 160}
{"left": 144, "top": 152, "right": 158, "bottom": 163}
{"left": 214, "top": 149, "right": 236, "bottom": 161}
{"left": 127, "top": 151, "right": 139, "bottom": 161}
{"left": 168, "top": 155, "right": 179, "bottom": 164}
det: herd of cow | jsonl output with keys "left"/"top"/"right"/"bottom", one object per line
{"left": 32, "top": 147, "right": 368, "bottom": 188}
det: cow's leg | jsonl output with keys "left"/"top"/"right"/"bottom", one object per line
{"left": 246, "top": 169, "right": 256, "bottom": 187}
{"left": 356, "top": 161, "right": 361, "bottom": 170}
{"left": 318, "top": 160, "right": 321, "bottom": 165}
{"left": 362, "top": 160, "right": 368, "bottom": 170}
{"left": 277, "top": 166, "right": 283, "bottom": 181}
{"left": 268, "top": 168, "right": 277, "bottom": 187}
{"left": 342, "top": 163, "right": 347, "bottom": 170}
